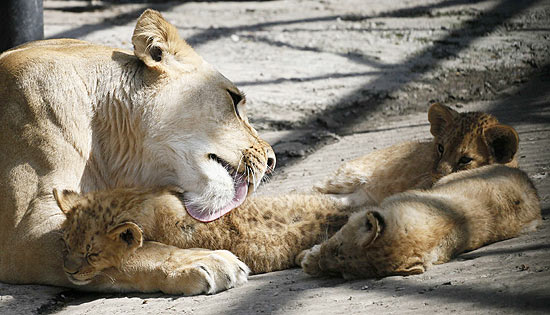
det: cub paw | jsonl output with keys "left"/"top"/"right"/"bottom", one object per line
{"left": 297, "top": 245, "right": 323, "bottom": 276}
{"left": 166, "top": 249, "right": 250, "bottom": 295}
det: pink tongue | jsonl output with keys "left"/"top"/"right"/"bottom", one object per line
{"left": 184, "top": 180, "right": 248, "bottom": 222}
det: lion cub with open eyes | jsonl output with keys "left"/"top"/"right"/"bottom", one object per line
{"left": 299, "top": 165, "right": 541, "bottom": 279}
{"left": 316, "top": 103, "right": 519, "bottom": 206}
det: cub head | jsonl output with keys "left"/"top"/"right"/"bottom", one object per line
{"left": 315, "top": 210, "right": 386, "bottom": 278}
{"left": 428, "top": 103, "right": 519, "bottom": 180}
{"left": 121, "top": 10, "right": 275, "bottom": 222}
{"left": 54, "top": 189, "right": 143, "bottom": 285}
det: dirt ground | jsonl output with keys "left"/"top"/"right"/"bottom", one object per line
{"left": 1, "top": 0, "right": 549, "bottom": 314}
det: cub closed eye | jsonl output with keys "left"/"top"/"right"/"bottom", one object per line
{"left": 437, "top": 144, "right": 444, "bottom": 155}
{"left": 458, "top": 156, "right": 473, "bottom": 164}
{"left": 86, "top": 253, "right": 99, "bottom": 264}
{"left": 61, "top": 240, "right": 69, "bottom": 252}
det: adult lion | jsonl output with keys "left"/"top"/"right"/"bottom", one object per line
{"left": 0, "top": 9, "right": 275, "bottom": 294}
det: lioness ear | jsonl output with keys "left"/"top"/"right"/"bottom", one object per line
{"left": 132, "top": 9, "right": 194, "bottom": 70}
{"left": 484, "top": 124, "right": 519, "bottom": 164}
{"left": 428, "top": 103, "right": 459, "bottom": 137}
{"left": 53, "top": 188, "right": 82, "bottom": 215}
{"left": 108, "top": 222, "right": 143, "bottom": 250}
{"left": 358, "top": 211, "right": 384, "bottom": 248}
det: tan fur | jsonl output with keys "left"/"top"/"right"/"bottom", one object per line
{"left": 315, "top": 104, "right": 519, "bottom": 206}
{"left": 0, "top": 9, "right": 274, "bottom": 293}
{"left": 299, "top": 165, "right": 541, "bottom": 279}
{"left": 55, "top": 189, "right": 354, "bottom": 293}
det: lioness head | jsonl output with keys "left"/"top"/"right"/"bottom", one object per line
{"left": 428, "top": 103, "right": 518, "bottom": 180}
{"left": 117, "top": 10, "right": 275, "bottom": 221}
{"left": 54, "top": 189, "right": 143, "bottom": 285}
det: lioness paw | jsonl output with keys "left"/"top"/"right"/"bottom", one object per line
{"left": 168, "top": 249, "right": 249, "bottom": 295}
{"left": 199, "top": 250, "right": 250, "bottom": 295}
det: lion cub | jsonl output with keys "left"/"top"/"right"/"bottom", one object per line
{"left": 55, "top": 187, "right": 354, "bottom": 283}
{"left": 298, "top": 165, "right": 541, "bottom": 279}
{"left": 315, "top": 103, "right": 519, "bottom": 206}
{"left": 56, "top": 188, "right": 253, "bottom": 294}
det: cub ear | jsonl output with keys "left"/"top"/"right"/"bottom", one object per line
{"left": 358, "top": 211, "right": 384, "bottom": 248}
{"left": 53, "top": 188, "right": 82, "bottom": 215}
{"left": 132, "top": 9, "right": 195, "bottom": 70}
{"left": 484, "top": 124, "right": 519, "bottom": 164}
{"left": 108, "top": 222, "right": 143, "bottom": 251}
{"left": 428, "top": 103, "right": 459, "bottom": 137}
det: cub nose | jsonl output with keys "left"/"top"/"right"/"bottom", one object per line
{"left": 63, "top": 256, "right": 82, "bottom": 274}
{"left": 436, "top": 161, "right": 453, "bottom": 177}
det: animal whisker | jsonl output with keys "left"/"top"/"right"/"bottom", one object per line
{"left": 98, "top": 271, "right": 116, "bottom": 285}
{"left": 236, "top": 155, "right": 244, "bottom": 175}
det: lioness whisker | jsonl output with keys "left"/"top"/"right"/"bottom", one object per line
{"left": 236, "top": 155, "right": 244, "bottom": 175}
{"left": 250, "top": 167, "right": 258, "bottom": 195}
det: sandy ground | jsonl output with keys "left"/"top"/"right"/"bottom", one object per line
{"left": 1, "top": 0, "right": 549, "bottom": 314}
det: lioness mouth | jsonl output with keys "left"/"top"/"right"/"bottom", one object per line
{"left": 183, "top": 154, "right": 249, "bottom": 223}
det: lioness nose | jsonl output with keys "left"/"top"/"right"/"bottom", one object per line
{"left": 265, "top": 146, "right": 276, "bottom": 173}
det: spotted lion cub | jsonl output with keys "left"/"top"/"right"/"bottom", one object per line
{"left": 299, "top": 165, "right": 541, "bottom": 279}
{"left": 316, "top": 103, "right": 519, "bottom": 206}
{"left": 56, "top": 188, "right": 250, "bottom": 295}
{"left": 55, "top": 188, "right": 352, "bottom": 293}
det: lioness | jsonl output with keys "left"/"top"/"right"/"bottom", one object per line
{"left": 0, "top": 9, "right": 274, "bottom": 293}
{"left": 299, "top": 165, "right": 541, "bottom": 279}
{"left": 316, "top": 103, "right": 519, "bottom": 207}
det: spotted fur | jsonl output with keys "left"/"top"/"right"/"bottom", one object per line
{"left": 56, "top": 187, "right": 354, "bottom": 284}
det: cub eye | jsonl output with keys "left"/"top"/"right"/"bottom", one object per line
{"left": 437, "top": 144, "right": 444, "bottom": 155}
{"left": 458, "top": 156, "right": 473, "bottom": 164}
{"left": 227, "top": 89, "right": 243, "bottom": 118}
{"left": 61, "top": 240, "right": 69, "bottom": 253}
{"left": 86, "top": 253, "right": 99, "bottom": 264}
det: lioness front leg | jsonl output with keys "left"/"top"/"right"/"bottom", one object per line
{"left": 97, "top": 242, "right": 249, "bottom": 295}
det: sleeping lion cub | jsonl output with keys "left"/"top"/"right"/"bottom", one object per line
{"left": 298, "top": 165, "right": 541, "bottom": 279}
{"left": 55, "top": 189, "right": 353, "bottom": 293}
{"left": 316, "top": 103, "right": 519, "bottom": 206}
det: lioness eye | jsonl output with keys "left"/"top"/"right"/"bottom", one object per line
{"left": 437, "top": 144, "right": 444, "bottom": 155}
{"left": 227, "top": 89, "right": 243, "bottom": 118}
{"left": 459, "top": 156, "right": 473, "bottom": 164}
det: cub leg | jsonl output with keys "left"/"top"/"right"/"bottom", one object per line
{"left": 296, "top": 244, "right": 323, "bottom": 276}
{"left": 95, "top": 242, "right": 249, "bottom": 295}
